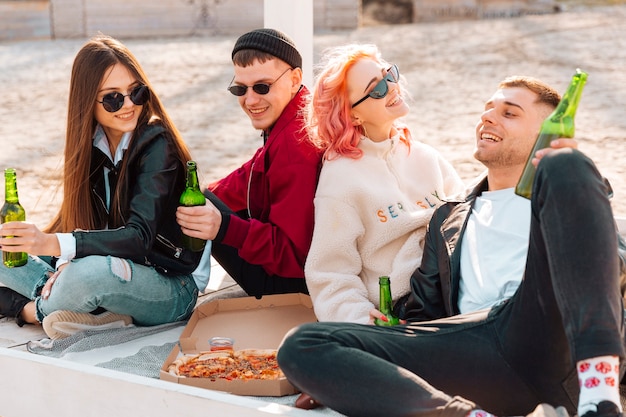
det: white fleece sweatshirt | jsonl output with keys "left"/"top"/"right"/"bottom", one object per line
{"left": 305, "top": 133, "right": 464, "bottom": 323}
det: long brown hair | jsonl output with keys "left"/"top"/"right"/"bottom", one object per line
{"left": 45, "top": 34, "right": 192, "bottom": 232}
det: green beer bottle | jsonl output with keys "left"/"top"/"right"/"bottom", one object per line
{"left": 1, "top": 168, "right": 28, "bottom": 267}
{"left": 374, "top": 276, "right": 400, "bottom": 326}
{"left": 515, "top": 69, "right": 588, "bottom": 199}
{"left": 179, "top": 161, "right": 207, "bottom": 252}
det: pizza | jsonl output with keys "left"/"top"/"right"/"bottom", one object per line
{"left": 168, "top": 349, "right": 284, "bottom": 381}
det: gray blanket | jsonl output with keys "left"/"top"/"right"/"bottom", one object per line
{"left": 27, "top": 321, "right": 184, "bottom": 377}
{"left": 26, "top": 312, "right": 342, "bottom": 415}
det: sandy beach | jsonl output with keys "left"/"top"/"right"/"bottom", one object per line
{"left": 0, "top": 3, "right": 624, "bottom": 228}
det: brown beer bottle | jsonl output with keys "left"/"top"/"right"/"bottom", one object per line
{"left": 374, "top": 276, "right": 400, "bottom": 326}
{"left": 1, "top": 168, "right": 28, "bottom": 267}
{"left": 515, "top": 69, "right": 588, "bottom": 199}
{"left": 179, "top": 161, "right": 207, "bottom": 252}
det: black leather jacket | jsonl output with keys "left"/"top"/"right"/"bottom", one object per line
{"left": 400, "top": 178, "right": 486, "bottom": 322}
{"left": 72, "top": 123, "right": 202, "bottom": 276}
{"left": 401, "top": 175, "right": 626, "bottom": 322}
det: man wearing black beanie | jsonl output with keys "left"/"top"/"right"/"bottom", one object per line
{"left": 177, "top": 28, "right": 322, "bottom": 298}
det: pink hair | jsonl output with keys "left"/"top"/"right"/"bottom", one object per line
{"left": 306, "top": 44, "right": 410, "bottom": 160}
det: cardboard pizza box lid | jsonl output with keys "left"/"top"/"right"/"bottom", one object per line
{"left": 160, "top": 293, "right": 317, "bottom": 396}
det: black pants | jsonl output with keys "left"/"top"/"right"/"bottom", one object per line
{"left": 277, "top": 150, "right": 625, "bottom": 417}
{"left": 203, "top": 190, "right": 308, "bottom": 298}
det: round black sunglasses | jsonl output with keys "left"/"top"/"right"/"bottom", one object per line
{"left": 97, "top": 84, "right": 150, "bottom": 113}
{"left": 227, "top": 67, "right": 293, "bottom": 97}
{"left": 351, "top": 65, "right": 399, "bottom": 108}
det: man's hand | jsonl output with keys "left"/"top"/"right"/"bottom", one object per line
{"left": 532, "top": 138, "right": 578, "bottom": 167}
{"left": 176, "top": 199, "right": 222, "bottom": 241}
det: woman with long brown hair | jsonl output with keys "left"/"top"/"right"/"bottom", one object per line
{"left": 0, "top": 35, "right": 208, "bottom": 339}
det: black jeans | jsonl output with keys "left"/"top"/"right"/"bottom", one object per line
{"left": 203, "top": 190, "right": 308, "bottom": 298}
{"left": 277, "top": 149, "right": 625, "bottom": 417}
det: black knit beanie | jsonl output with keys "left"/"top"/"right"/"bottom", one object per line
{"left": 232, "top": 28, "right": 302, "bottom": 69}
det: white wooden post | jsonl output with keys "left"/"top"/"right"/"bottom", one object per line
{"left": 263, "top": 0, "right": 314, "bottom": 87}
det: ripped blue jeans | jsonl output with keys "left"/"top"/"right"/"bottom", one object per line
{"left": 0, "top": 255, "right": 198, "bottom": 326}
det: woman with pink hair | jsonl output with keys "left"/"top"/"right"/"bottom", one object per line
{"left": 304, "top": 44, "right": 464, "bottom": 324}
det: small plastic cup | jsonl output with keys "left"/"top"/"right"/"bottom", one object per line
{"left": 209, "top": 336, "right": 234, "bottom": 351}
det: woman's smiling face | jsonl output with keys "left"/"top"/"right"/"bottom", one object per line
{"left": 95, "top": 63, "right": 144, "bottom": 146}
{"left": 348, "top": 58, "right": 409, "bottom": 142}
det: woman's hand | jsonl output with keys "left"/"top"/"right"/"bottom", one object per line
{"left": 0, "top": 221, "right": 60, "bottom": 256}
{"left": 532, "top": 138, "right": 578, "bottom": 167}
{"left": 368, "top": 308, "right": 385, "bottom": 325}
{"left": 368, "top": 308, "right": 406, "bottom": 325}
{"left": 41, "top": 263, "right": 67, "bottom": 300}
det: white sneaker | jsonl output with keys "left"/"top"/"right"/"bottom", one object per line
{"left": 42, "top": 310, "right": 133, "bottom": 340}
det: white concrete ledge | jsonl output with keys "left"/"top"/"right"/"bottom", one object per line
{"left": 0, "top": 348, "right": 312, "bottom": 416}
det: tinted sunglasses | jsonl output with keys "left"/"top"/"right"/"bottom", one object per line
{"left": 97, "top": 84, "right": 150, "bottom": 113}
{"left": 351, "top": 64, "right": 400, "bottom": 108}
{"left": 227, "top": 67, "right": 293, "bottom": 97}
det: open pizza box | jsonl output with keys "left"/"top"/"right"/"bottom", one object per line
{"left": 160, "top": 293, "right": 317, "bottom": 396}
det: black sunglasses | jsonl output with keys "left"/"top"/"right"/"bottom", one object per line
{"left": 97, "top": 84, "right": 150, "bottom": 113}
{"left": 227, "top": 67, "right": 293, "bottom": 97}
{"left": 351, "top": 65, "right": 400, "bottom": 108}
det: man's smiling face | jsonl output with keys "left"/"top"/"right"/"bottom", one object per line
{"left": 474, "top": 86, "right": 552, "bottom": 170}
{"left": 231, "top": 58, "right": 300, "bottom": 131}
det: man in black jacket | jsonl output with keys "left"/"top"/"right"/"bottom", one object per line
{"left": 277, "top": 76, "right": 625, "bottom": 417}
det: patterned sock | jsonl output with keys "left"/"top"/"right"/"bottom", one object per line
{"left": 577, "top": 355, "right": 622, "bottom": 416}
{"left": 467, "top": 410, "right": 497, "bottom": 417}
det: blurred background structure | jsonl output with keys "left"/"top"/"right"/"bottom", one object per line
{"left": 1, "top": 0, "right": 625, "bottom": 223}
{"left": 0, "top": 0, "right": 580, "bottom": 41}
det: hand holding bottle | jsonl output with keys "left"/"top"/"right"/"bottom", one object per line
{"left": 179, "top": 161, "right": 208, "bottom": 251}
{"left": 369, "top": 307, "right": 406, "bottom": 326}
{"left": 372, "top": 276, "right": 402, "bottom": 326}
{"left": 530, "top": 138, "right": 579, "bottom": 167}
{"left": 1, "top": 167, "right": 28, "bottom": 267}
{"left": 0, "top": 221, "right": 61, "bottom": 257}
{"left": 177, "top": 201, "right": 222, "bottom": 242}
{"left": 515, "top": 69, "right": 587, "bottom": 199}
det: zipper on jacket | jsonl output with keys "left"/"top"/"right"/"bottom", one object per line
{"left": 157, "top": 234, "right": 183, "bottom": 258}
{"left": 246, "top": 159, "right": 255, "bottom": 219}
{"left": 92, "top": 186, "right": 109, "bottom": 215}
{"left": 247, "top": 130, "right": 269, "bottom": 219}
